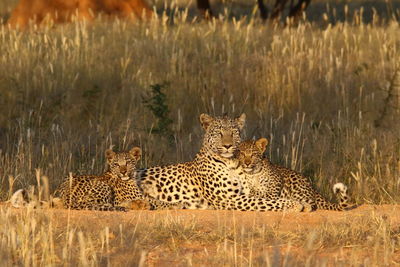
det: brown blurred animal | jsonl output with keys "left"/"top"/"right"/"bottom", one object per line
{"left": 8, "top": 0, "right": 153, "bottom": 29}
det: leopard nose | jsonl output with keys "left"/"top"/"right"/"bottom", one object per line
{"left": 120, "top": 168, "right": 127, "bottom": 174}
{"left": 223, "top": 144, "right": 232, "bottom": 149}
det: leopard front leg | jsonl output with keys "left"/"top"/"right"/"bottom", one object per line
{"left": 75, "top": 186, "right": 127, "bottom": 211}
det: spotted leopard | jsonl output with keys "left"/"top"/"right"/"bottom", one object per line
{"left": 56, "top": 147, "right": 178, "bottom": 211}
{"left": 135, "top": 114, "right": 312, "bottom": 212}
{"left": 238, "top": 138, "right": 353, "bottom": 211}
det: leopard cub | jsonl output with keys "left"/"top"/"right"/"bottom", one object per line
{"left": 56, "top": 147, "right": 149, "bottom": 211}
{"left": 238, "top": 138, "right": 353, "bottom": 211}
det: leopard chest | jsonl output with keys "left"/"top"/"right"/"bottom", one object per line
{"left": 197, "top": 158, "right": 241, "bottom": 200}
{"left": 242, "top": 171, "right": 264, "bottom": 194}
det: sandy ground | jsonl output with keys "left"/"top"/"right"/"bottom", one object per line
{"left": 18, "top": 204, "right": 397, "bottom": 231}
{"left": 2, "top": 204, "right": 400, "bottom": 265}
{"left": 4, "top": 203, "right": 400, "bottom": 230}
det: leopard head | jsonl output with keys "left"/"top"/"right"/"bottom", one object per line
{"left": 200, "top": 113, "right": 246, "bottom": 158}
{"left": 105, "top": 147, "right": 142, "bottom": 181}
{"left": 238, "top": 138, "right": 268, "bottom": 174}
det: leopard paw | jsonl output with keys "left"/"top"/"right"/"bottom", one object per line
{"left": 300, "top": 202, "right": 314, "bottom": 212}
{"left": 283, "top": 200, "right": 304, "bottom": 212}
{"left": 121, "top": 200, "right": 151, "bottom": 210}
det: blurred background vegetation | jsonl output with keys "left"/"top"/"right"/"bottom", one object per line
{"left": 0, "top": 0, "right": 399, "bottom": 205}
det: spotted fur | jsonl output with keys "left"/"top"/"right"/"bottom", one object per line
{"left": 136, "top": 114, "right": 311, "bottom": 212}
{"left": 56, "top": 147, "right": 177, "bottom": 211}
{"left": 238, "top": 138, "right": 353, "bottom": 211}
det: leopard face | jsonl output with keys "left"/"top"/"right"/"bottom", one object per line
{"left": 238, "top": 138, "right": 268, "bottom": 174}
{"left": 105, "top": 147, "right": 141, "bottom": 181}
{"left": 199, "top": 113, "right": 246, "bottom": 158}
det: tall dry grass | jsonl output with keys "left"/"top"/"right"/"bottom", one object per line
{"left": 0, "top": 1, "right": 399, "bottom": 203}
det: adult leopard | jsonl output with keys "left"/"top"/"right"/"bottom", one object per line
{"left": 135, "top": 114, "right": 312, "bottom": 212}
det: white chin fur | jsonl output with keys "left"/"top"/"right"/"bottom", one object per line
{"left": 244, "top": 168, "right": 254, "bottom": 173}
{"left": 120, "top": 176, "right": 130, "bottom": 181}
{"left": 221, "top": 152, "right": 233, "bottom": 158}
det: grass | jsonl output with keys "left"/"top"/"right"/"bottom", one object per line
{"left": 0, "top": 1, "right": 399, "bottom": 203}
{"left": 0, "top": 206, "right": 399, "bottom": 266}
{"left": 0, "top": 0, "right": 399, "bottom": 265}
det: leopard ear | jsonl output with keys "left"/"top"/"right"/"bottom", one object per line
{"left": 236, "top": 113, "right": 246, "bottom": 130}
{"left": 255, "top": 138, "right": 268, "bottom": 153}
{"left": 129, "top": 147, "right": 142, "bottom": 161}
{"left": 199, "top": 113, "right": 214, "bottom": 130}
{"left": 105, "top": 149, "right": 115, "bottom": 160}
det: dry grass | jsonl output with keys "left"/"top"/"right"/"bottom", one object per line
{"left": 0, "top": 206, "right": 399, "bottom": 266}
{"left": 0, "top": 0, "right": 399, "bottom": 265}
{"left": 0, "top": 1, "right": 399, "bottom": 203}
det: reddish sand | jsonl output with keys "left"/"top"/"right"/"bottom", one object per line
{"left": 30, "top": 204, "right": 398, "bottom": 230}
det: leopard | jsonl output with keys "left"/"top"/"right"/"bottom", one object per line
{"left": 237, "top": 138, "right": 354, "bottom": 211}
{"left": 56, "top": 147, "right": 178, "bottom": 211}
{"left": 135, "top": 113, "right": 313, "bottom": 212}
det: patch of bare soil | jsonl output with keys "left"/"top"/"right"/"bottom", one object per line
{"left": 2, "top": 204, "right": 400, "bottom": 266}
